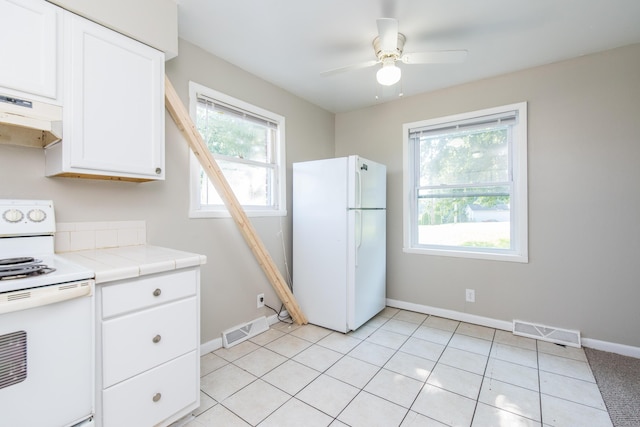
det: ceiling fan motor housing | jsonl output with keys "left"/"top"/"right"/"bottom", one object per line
{"left": 373, "top": 33, "right": 406, "bottom": 61}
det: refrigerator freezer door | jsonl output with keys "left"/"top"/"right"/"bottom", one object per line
{"left": 348, "top": 156, "right": 387, "bottom": 209}
{"left": 347, "top": 209, "right": 386, "bottom": 330}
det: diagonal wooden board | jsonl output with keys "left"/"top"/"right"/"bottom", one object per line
{"left": 164, "top": 75, "right": 307, "bottom": 325}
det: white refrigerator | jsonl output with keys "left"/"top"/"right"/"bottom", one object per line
{"left": 293, "top": 155, "right": 386, "bottom": 333}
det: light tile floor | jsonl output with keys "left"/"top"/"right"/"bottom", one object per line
{"left": 185, "top": 307, "right": 613, "bottom": 427}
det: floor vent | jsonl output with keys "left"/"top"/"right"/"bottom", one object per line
{"left": 222, "top": 316, "right": 269, "bottom": 348}
{"left": 513, "top": 320, "right": 581, "bottom": 348}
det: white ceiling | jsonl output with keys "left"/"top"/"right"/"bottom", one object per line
{"left": 177, "top": 0, "right": 640, "bottom": 113}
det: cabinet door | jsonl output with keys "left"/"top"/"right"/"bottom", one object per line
{"left": 0, "top": 0, "right": 60, "bottom": 101}
{"left": 64, "top": 12, "right": 165, "bottom": 180}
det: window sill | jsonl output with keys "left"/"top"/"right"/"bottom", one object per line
{"left": 189, "top": 208, "right": 287, "bottom": 219}
{"left": 403, "top": 247, "right": 528, "bottom": 263}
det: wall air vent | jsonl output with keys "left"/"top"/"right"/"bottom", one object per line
{"left": 513, "top": 319, "right": 581, "bottom": 348}
{"left": 222, "top": 316, "right": 269, "bottom": 348}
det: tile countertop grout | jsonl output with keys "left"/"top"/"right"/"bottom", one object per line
{"left": 58, "top": 244, "right": 207, "bottom": 284}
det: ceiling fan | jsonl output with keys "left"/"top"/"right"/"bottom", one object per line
{"left": 321, "top": 18, "right": 468, "bottom": 86}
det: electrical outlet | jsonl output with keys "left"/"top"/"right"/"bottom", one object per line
{"left": 257, "top": 293, "right": 265, "bottom": 308}
{"left": 465, "top": 289, "right": 475, "bottom": 303}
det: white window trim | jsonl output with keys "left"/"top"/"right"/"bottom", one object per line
{"left": 402, "top": 102, "right": 528, "bottom": 263}
{"left": 188, "top": 81, "right": 287, "bottom": 218}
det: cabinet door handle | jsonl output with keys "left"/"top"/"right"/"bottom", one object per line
{"left": 152, "top": 334, "right": 162, "bottom": 343}
{"left": 153, "top": 288, "right": 162, "bottom": 297}
{"left": 155, "top": 167, "right": 162, "bottom": 175}
{"left": 152, "top": 392, "right": 162, "bottom": 402}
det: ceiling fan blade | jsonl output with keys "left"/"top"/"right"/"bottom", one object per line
{"left": 401, "top": 50, "right": 468, "bottom": 64}
{"left": 376, "top": 18, "right": 398, "bottom": 53}
{"left": 320, "top": 59, "right": 379, "bottom": 77}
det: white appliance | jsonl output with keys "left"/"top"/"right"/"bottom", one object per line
{"left": 0, "top": 199, "right": 95, "bottom": 427}
{"left": 293, "top": 155, "right": 386, "bottom": 333}
{"left": 0, "top": 93, "right": 63, "bottom": 147}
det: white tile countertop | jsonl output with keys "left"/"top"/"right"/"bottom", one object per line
{"left": 59, "top": 245, "right": 207, "bottom": 284}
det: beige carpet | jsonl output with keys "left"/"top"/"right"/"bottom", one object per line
{"left": 585, "top": 347, "right": 640, "bottom": 427}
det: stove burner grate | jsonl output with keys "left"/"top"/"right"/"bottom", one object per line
{"left": 0, "top": 257, "right": 35, "bottom": 266}
{"left": 0, "top": 260, "right": 56, "bottom": 281}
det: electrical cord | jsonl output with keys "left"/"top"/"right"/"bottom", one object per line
{"left": 259, "top": 216, "right": 293, "bottom": 324}
{"left": 278, "top": 216, "right": 293, "bottom": 290}
{"left": 265, "top": 303, "right": 293, "bottom": 324}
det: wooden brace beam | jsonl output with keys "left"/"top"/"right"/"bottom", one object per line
{"left": 164, "top": 76, "right": 307, "bottom": 325}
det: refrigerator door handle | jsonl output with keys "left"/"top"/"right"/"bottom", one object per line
{"left": 355, "top": 210, "right": 363, "bottom": 266}
{"left": 356, "top": 169, "right": 362, "bottom": 208}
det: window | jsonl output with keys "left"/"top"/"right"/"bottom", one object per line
{"left": 188, "top": 82, "right": 286, "bottom": 217}
{"left": 403, "top": 102, "right": 528, "bottom": 262}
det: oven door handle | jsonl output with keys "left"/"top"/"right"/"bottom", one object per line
{"left": 0, "top": 280, "right": 93, "bottom": 315}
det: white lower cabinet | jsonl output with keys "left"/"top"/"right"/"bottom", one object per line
{"left": 103, "top": 351, "right": 198, "bottom": 427}
{"left": 102, "top": 298, "right": 198, "bottom": 388}
{"left": 96, "top": 268, "right": 200, "bottom": 427}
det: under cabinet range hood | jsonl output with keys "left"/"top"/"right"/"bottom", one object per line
{"left": 0, "top": 94, "right": 62, "bottom": 148}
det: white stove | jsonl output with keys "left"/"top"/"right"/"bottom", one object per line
{"left": 0, "top": 252, "right": 94, "bottom": 292}
{"left": 0, "top": 199, "right": 94, "bottom": 292}
{"left": 0, "top": 199, "right": 95, "bottom": 427}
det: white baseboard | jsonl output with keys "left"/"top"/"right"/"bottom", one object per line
{"left": 200, "top": 337, "right": 222, "bottom": 355}
{"left": 199, "top": 310, "right": 290, "bottom": 356}
{"left": 582, "top": 338, "right": 640, "bottom": 358}
{"left": 386, "top": 298, "right": 640, "bottom": 359}
{"left": 386, "top": 298, "right": 513, "bottom": 332}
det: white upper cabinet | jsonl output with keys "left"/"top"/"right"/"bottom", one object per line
{"left": 0, "top": 0, "right": 61, "bottom": 103}
{"left": 45, "top": 11, "right": 165, "bottom": 181}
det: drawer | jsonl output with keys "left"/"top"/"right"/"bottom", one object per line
{"left": 102, "top": 269, "right": 197, "bottom": 318}
{"left": 102, "top": 351, "right": 199, "bottom": 427}
{"left": 102, "top": 297, "right": 197, "bottom": 388}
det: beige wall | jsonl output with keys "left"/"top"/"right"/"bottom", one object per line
{"left": 164, "top": 40, "right": 335, "bottom": 343}
{"left": 335, "top": 43, "right": 640, "bottom": 348}
{"left": 0, "top": 39, "right": 335, "bottom": 345}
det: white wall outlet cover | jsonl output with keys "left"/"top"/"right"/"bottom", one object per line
{"left": 257, "top": 293, "right": 265, "bottom": 308}
{"left": 465, "top": 289, "right": 475, "bottom": 302}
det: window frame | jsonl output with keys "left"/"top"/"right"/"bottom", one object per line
{"left": 402, "top": 102, "right": 528, "bottom": 263}
{"left": 188, "top": 81, "right": 286, "bottom": 218}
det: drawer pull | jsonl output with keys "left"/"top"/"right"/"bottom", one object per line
{"left": 153, "top": 288, "right": 162, "bottom": 297}
{"left": 153, "top": 392, "right": 162, "bottom": 402}
{"left": 152, "top": 334, "right": 162, "bottom": 343}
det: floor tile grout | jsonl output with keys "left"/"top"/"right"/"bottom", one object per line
{"left": 191, "top": 308, "right": 612, "bottom": 427}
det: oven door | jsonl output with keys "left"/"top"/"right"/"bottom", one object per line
{"left": 0, "top": 280, "right": 94, "bottom": 427}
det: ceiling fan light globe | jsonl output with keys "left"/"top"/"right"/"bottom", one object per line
{"left": 376, "top": 63, "right": 401, "bottom": 86}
